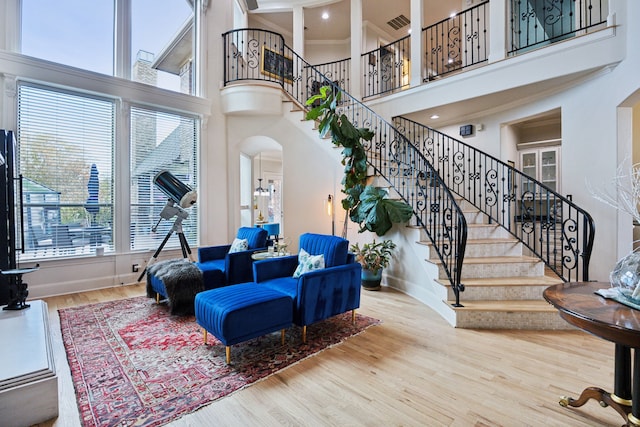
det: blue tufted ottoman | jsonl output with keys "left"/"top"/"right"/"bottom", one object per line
{"left": 194, "top": 283, "right": 293, "bottom": 364}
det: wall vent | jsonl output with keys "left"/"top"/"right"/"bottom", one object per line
{"left": 387, "top": 14, "right": 410, "bottom": 31}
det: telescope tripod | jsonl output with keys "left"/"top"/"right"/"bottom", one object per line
{"left": 137, "top": 212, "right": 195, "bottom": 283}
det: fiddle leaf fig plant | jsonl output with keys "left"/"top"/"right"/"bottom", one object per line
{"left": 306, "top": 85, "right": 413, "bottom": 236}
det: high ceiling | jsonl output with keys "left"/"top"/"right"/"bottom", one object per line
{"left": 247, "top": 0, "right": 458, "bottom": 41}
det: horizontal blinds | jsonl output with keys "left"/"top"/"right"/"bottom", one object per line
{"left": 17, "top": 84, "right": 115, "bottom": 258}
{"left": 130, "top": 106, "right": 198, "bottom": 251}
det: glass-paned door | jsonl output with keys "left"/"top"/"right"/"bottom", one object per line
{"left": 519, "top": 147, "right": 559, "bottom": 193}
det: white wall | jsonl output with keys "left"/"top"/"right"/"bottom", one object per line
{"left": 305, "top": 41, "right": 350, "bottom": 65}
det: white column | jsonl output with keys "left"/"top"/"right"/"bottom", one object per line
{"left": 350, "top": 0, "right": 362, "bottom": 99}
{"left": 114, "top": 0, "right": 132, "bottom": 80}
{"left": 293, "top": 5, "right": 305, "bottom": 57}
{"left": 410, "top": 0, "right": 423, "bottom": 87}
{"left": 488, "top": 0, "right": 507, "bottom": 63}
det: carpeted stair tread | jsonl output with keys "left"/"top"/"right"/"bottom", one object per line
{"left": 446, "top": 300, "right": 556, "bottom": 312}
{"left": 437, "top": 275, "right": 563, "bottom": 287}
{"left": 430, "top": 255, "right": 540, "bottom": 265}
{"left": 418, "top": 238, "right": 518, "bottom": 246}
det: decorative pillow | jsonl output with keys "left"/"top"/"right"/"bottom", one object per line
{"left": 293, "top": 248, "right": 325, "bottom": 278}
{"left": 228, "top": 238, "right": 249, "bottom": 253}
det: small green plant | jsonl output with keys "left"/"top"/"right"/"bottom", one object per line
{"left": 350, "top": 239, "right": 397, "bottom": 275}
{"left": 306, "top": 85, "right": 412, "bottom": 236}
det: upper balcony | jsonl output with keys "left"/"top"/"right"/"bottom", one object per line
{"left": 242, "top": 0, "right": 619, "bottom": 125}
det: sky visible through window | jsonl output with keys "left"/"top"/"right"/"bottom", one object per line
{"left": 21, "top": 0, "right": 192, "bottom": 84}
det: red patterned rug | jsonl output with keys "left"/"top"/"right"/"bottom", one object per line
{"left": 59, "top": 296, "right": 380, "bottom": 427}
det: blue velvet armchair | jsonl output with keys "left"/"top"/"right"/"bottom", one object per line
{"left": 197, "top": 227, "right": 268, "bottom": 288}
{"left": 253, "top": 233, "right": 362, "bottom": 342}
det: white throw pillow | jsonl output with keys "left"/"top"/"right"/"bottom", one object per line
{"left": 293, "top": 248, "right": 325, "bottom": 278}
{"left": 229, "top": 238, "right": 249, "bottom": 253}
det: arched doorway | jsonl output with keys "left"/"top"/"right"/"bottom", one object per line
{"left": 238, "top": 136, "right": 283, "bottom": 234}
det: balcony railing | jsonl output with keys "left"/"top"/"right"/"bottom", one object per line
{"left": 423, "top": 1, "right": 489, "bottom": 81}
{"left": 361, "top": 36, "right": 411, "bottom": 99}
{"left": 19, "top": 203, "right": 114, "bottom": 259}
{"left": 393, "top": 116, "right": 595, "bottom": 284}
{"left": 308, "top": 58, "right": 351, "bottom": 95}
{"left": 508, "top": 0, "right": 608, "bottom": 55}
{"left": 223, "top": 28, "right": 468, "bottom": 306}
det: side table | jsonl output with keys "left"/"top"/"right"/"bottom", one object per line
{"left": 543, "top": 281, "right": 640, "bottom": 426}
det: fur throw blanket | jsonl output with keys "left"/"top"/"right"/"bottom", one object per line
{"left": 146, "top": 259, "right": 204, "bottom": 315}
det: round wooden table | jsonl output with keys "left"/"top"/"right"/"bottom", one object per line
{"left": 544, "top": 281, "right": 640, "bottom": 426}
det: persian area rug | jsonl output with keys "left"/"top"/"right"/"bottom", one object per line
{"left": 59, "top": 296, "right": 380, "bottom": 427}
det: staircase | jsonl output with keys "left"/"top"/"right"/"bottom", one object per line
{"left": 420, "top": 197, "right": 569, "bottom": 329}
{"left": 222, "top": 28, "right": 594, "bottom": 330}
{"left": 373, "top": 175, "right": 568, "bottom": 329}
{"left": 287, "top": 97, "right": 569, "bottom": 330}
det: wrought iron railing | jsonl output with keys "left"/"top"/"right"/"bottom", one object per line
{"left": 361, "top": 36, "right": 411, "bottom": 99}
{"left": 309, "top": 58, "right": 351, "bottom": 95}
{"left": 223, "top": 28, "right": 468, "bottom": 305}
{"left": 393, "top": 116, "right": 595, "bottom": 283}
{"left": 423, "top": 1, "right": 489, "bottom": 81}
{"left": 508, "top": 0, "right": 608, "bottom": 55}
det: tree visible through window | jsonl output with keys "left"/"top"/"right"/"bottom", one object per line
{"left": 17, "top": 84, "right": 115, "bottom": 259}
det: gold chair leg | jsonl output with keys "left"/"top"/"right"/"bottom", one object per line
{"left": 203, "top": 329, "right": 208, "bottom": 344}
{"left": 156, "top": 293, "right": 160, "bottom": 304}
{"left": 226, "top": 346, "right": 231, "bottom": 364}
{"left": 302, "top": 325, "right": 307, "bottom": 343}
{"left": 281, "top": 328, "right": 285, "bottom": 345}
{"left": 352, "top": 309, "right": 356, "bottom": 324}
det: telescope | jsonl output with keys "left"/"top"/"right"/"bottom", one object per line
{"left": 138, "top": 171, "right": 197, "bottom": 282}
{"left": 154, "top": 170, "right": 197, "bottom": 209}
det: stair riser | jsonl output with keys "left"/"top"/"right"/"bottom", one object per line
{"left": 428, "top": 242, "right": 522, "bottom": 259}
{"left": 439, "top": 262, "right": 545, "bottom": 279}
{"left": 463, "top": 211, "right": 486, "bottom": 224}
{"left": 445, "top": 285, "right": 550, "bottom": 301}
{"left": 420, "top": 224, "right": 510, "bottom": 241}
{"left": 453, "top": 310, "right": 574, "bottom": 330}
{"left": 467, "top": 226, "right": 511, "bottom": 240}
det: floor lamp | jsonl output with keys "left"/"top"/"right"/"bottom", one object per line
{"left": 327, "top": 194, "right": 335, "bottom": 235}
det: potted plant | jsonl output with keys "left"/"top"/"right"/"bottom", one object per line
{"left": 306, "top": 86, "right": 413, "bottom": 236}
{"left": 350, "top": 239, "right": 396, "bottom": 291}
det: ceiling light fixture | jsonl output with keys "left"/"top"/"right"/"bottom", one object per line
{"left": 254, "top": 153, "right": 269, "bottom": 196}
{"left": 430, "top": 114, "right": 440, "bottom": 119}
{"left": 322, "top": 12, "right": 329, "bottom": 20}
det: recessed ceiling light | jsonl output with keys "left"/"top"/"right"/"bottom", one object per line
{"left": 430, "top": 114, "right": 439, "bottom": 119}
{"left": 450, "top": 12, "right": 456, "bottom": 18}
{"left": 322, "top": 12, "right": 329, "bottom": 20}
{"left": 407, "top": 28, "right": 412, "bottom": 34}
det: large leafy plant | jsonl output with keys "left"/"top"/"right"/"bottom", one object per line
{"left": 306, "top": 85, "right": 413, "bottom": 236}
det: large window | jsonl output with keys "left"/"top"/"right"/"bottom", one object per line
{"left": 9, "top": 0, "right": 203, "bottom": 261}
{"left": 21, "top": 0, "right": 114, "bottom": 75}
{"left": 130, "top": 107, "right": 198, "bottom": 252}
{"left": 17, "top": 84, "right": 115, "bottom": 259}
{"left": 131, "top": 0, "right": 194, "bottom": 93}
{"left": 21, "top": 0, "right": 196, "bottom": 94}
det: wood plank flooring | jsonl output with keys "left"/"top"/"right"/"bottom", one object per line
{"left": 37, "top": 283, "right": 622, "bottom": 426}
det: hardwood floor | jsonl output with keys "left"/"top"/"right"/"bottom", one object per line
{"left": 39, "top": 284, "right": 622, "bottom": 426}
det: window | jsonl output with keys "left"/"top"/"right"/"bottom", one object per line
{"left": 21, "top": 0, "right": 196, "bottom": 94}
{"left": 21, "top": 0, "right": 114, "bottom": 75}
{"left": 130, "top": 106, "right": 198, "bottom": 252}
{"left": 17, "top": 84, "right": 115, "bottom": 260}
{"left": 131, "top": 0, "right": 194, "bottom": 93}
